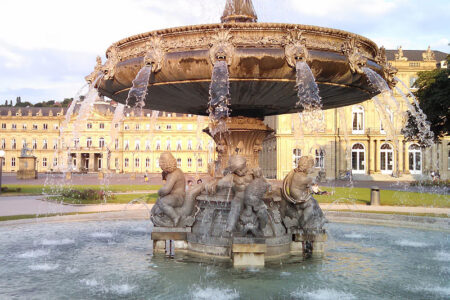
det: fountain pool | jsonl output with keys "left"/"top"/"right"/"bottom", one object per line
{"left": 0, "top": 219, "right": 448, "bottom": 299}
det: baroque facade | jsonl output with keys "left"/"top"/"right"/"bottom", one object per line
{"left": 260, "top": 48, "right": 449, "bottom": 181}
{"left": 0, "top": 102, "right": 215, "bottom": 175}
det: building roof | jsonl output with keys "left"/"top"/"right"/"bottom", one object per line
{"left": 0, "top": 107, "right": 66, "bottom": 117}
{"left": 386, "top": 49, "right": 448, "bottom": 62}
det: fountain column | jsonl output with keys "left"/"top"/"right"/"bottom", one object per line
{"left": 206, "top": 117, "right": 273, "bottom": 173}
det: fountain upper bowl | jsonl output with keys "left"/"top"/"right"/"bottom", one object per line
{"left": 95, "top": 22, "right": 384, "bottom": 117}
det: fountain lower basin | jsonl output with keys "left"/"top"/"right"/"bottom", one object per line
{"left": 0, "top": 218, "right": 448, "bottom": 299}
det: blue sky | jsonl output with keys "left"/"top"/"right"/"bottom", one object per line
{"left": 0, "top": 0, "right": 448, "bottom": 104}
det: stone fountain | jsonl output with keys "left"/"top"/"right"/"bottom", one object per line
{"left": 86, "top": 0, "right": 396, "bottom": 267}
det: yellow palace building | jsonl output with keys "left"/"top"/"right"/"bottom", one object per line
{"left": 261, "top": 47, "right": 449, "bottom": 181}
{"left": 0, "top": 47, "right": 448, "bottom": 181}
{"left": 0, "top": 102, "right": 215, "bottom": 175}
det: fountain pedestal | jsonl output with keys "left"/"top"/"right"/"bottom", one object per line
{"left": 207, "top": 117, "right": 273, "bottom": 172}
{"left": 232, "top": 239, "right": 266, "bottom": 268}
{"left": 151, "top": 227, "right": 191, "bottom": 254}
{"left": 17, "top": 156, "right": 37, "bottom": 180}
{"left": 292, "top": 230, "right": 328, "bottom": 256}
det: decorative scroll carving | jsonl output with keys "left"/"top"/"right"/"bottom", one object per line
{"left": 341, "top": 38, "right": 367, "bottom": 74}
{"left": 209, "top": 30, "right": 234, "bottom": 65}
{"left": 422, "top": 46, "right": 435, "bottom": 61}
{"left": 102, "top": 45, "right": 121, "bottom": 80}
{"left": 85, "top": 56, "right": 103, "bottom": 84}
{"left": 144, "top": 36, "right": 165, "bottom": 73}
{"left": 285, "top": 29, "right": 310, "bottom": 68}
{"left": 394, "top": 46, "right": 408, "bottom": 61}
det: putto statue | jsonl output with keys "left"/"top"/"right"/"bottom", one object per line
{"left": 281, "top": 156, "right": 327, "bottom": 233}
{"left": 150, "top": 152, "right": 200, "bottom": 227}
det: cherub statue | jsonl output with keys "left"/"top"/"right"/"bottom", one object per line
{"left": 281, "top": 156, "right": 327, "bottom": 232}
{"left": 151, "top": 152, "right": 202, "bottom": 227}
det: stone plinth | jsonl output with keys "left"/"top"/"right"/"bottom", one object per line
{"left": 232, "top": 238, "right": 266, "bottom": 267}
{"left": 206, "top": 117, "right": 273, "bottom": 172}
{"left": 17, "top": 157, "right": 37, "bottom": 180}
{"left": 151, "top": 227, "right": 191, "bottom": 255}
{"left": 292, "top": 230, "right": 327, "bottom": 256}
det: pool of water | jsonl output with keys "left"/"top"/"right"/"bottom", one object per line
{"left": 0, "top": 219, "right": 448, "bottom": 299}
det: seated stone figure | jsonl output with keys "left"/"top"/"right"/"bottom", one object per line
{"left": 281, "top": 156, "right": 327, "bottom": 233}
{"left": 151, "top": 152, "right": 202, "bottom": 227}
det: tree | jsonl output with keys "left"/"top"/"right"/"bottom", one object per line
{"left": 403, "top": 55, "right": 450, "bottom": 143}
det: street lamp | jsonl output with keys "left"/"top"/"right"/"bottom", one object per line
{"left": 0, "top": 150, "right": 5, "bottom": 195}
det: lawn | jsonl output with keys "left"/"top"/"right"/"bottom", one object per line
{"left": 0, "top": 184, "right": 162, "bottom": 196}
{"left": 314, "top": 187, "right": 450, "bottom": 208}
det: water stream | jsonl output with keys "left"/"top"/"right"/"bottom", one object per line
{"left": 209, "top": 60, "right": 231, "bottom": 136}
{"left": 295, "top": 61, "right": 322, "bottom": 112}
{"left": 126, "top": 64, "right": 153, "bottom": 110}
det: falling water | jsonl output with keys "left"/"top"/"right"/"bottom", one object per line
{"left": 126, "top": 64, "right": 153, "bottom": 109}
{"left": 208, "top": 60, "right": 231, "bottom": 136}
{"left": 337, "top": 107, "right": 352, "bottom": 171}
{"left": 108, "top": 103, "right": 125, "bottom": 151}
{"left": 295, "top": 61, "right": 322, "bottom": 112}
{"left": 195, "top": 115, "right": 206, "bottom": 178}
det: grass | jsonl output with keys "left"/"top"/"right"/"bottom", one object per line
{"left": 48, "top": 193, "right": 159, "bottom": 205}
{"left": 0, "top": 184, "right": 162, "bottom": 196}
{"left": 325, "top": 210, "right": 449, "bottom": 218}
{"left": 314, "top": 187, "right": 450, "bottom": 208}
{"left": 0, "top": 212, "right": 104, "bottom": 222}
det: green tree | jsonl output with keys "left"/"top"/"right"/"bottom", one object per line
{"left": 403, "top": 55, "right": 450, "bottom": 142}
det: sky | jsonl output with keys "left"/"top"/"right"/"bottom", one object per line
{"left": 0, "top": 0, "right": 448, "bottom": 104}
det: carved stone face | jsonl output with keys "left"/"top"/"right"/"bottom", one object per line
{"left": 228, "top": 155, "right": 247, "bottom": 176}
{"left": 296, "top": 156, "right": 315, "bottom": 173}
{"left": 159, "top": 152, "right": 177, "bottom": 173}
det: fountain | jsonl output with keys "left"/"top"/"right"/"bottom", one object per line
{"left": 82, "top": 0, "right": 404, "bottom": 266}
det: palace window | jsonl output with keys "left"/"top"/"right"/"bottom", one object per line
{"left": 1, "top": 138, "right": 5, "bottom": 149}
{"left": 53, "top": 124, "right": 59, "bottom": 130}
{"left": 146, "top": 158, "right": 151, "bottom": 168}
{"left": 315, "top": 149, "right": 325, "bottom": 169}
{"left": 135, "top": 139, "right": 140, "bottom": 151}
{"left": 166, "top": 124, "right": 172, "bottom": 130}
{"left": 187, "top": 140, "right": 193, "bottom": 150}
{"left": 53, "top": 158, "right": 58, "bottom": 167}
{"left": 87, "top": 123, "right": 92, "bottom": 129}
{"left": 135, "top": 158, "right": 140, "bottom": 168}
{"left": 43, "top": 124, "right": 48, "bottom": 130}
{"left": 187, "top": 124, "right": 193, "bottom": 130}
{"left": 124, "top": 140, "right": 129, "bottom": 150}
{"left": 145, "top": 140, "right": 151, "bottom": 150}
{"left": 177, "top": 124, "right": 182, "bottom": 130}
{"left": 86, "top": 137, "right": 92, "bottom": 148}
{"left": 32, "top": 124, "right": 38, "bottom": 130}
{"left": 146, "top": 124, "right": 150, "bottom": 130}
{"left": 408, "top": 144, "right": 422, "bottom": 174}
{"left": 42, "top": 158, "right": 47, "bottom": 167}
{"left": 1, "top": 123, "right": 6, "bottom": 129}
{"left": 99, "top": 123, "right": 105, "bottom": 129}
{"left": 409, "top": 62, "right": 420, "bottom": 68}
{"left": 166, "top": 139, "right": 171, "bottom": 151}
{"left": 98, "top": 158, "right": 102, "bottom": 169}
{"left": 156, "top": 140, "right": 161, "bottom": 150}
{"left": 115, "top": 139, "right": 119, "bottom": 150}
{"left": 22, "top": 124, "right": 27, "bottom": 130}
{"left": 380, "top": 108, "right": 393, "bottom": 134}
{"left": 42, "top": 139, "right": 48, "bottom": 150}
{"left": 73, "top": 138, "right": 79, "bottom": 148}
{"left": 380, "top": 143, "right": 394, "bottom": 174}
{"left": 352, "top": 105, "right": 365, "bottom": 134}
{"left": 32, "top": 139, "right": 37, "bottom": 150}
{"left": 177, "top": 158, "right": 182, "bottom": 168}
{"left": 293, "top": 149, "right": 302, "bottom": 168}
{"left": 197, "top": 158, "right": 203, "bottom": 168}
{"left": 124, "top": 124, "right": 130, "bottom": 130}
{"left": 155, "top": 124, "right": 161, "bottom": 131}
{"left": 22, "top": 139, "right": 27, "bottom": 149}
{"left": 11, "top": 139, "right": 16, "bottom": 150}
{"left": 177, "top": 140, "right": 182, "bottom": 151}
{"left": 197, "top": 141, "right": 203, "bottom": 151}
{"left": 115, "top": 123, "right": 119, "bottom": 129}
{"left": 99, "top": 137, "right": 105, "bottom": 148}
{"left": 135, "top": 124, "right": 140, "bottom": 130}
{"left": 11, "top": 124, "right": 17, "bottom": 130}
{"left": 187, "top": 158, "right": 192, "bottom": 168}
{"left": 124, "top": 158, "right": 129, "bottom": 168}
{"left": 351, "top": 143, "right": 366, "bottom": 174}
{"left": 11, "top": 157, "right": 16, "bottom": 167}
{"left": 115, "top": 158, "right": 119, "bottom": 169}
{"left": 53, "top": 139, "right": 58, "bottom": 150}
{"left": 409, "top": 76, "right": 418, "bottom": 88}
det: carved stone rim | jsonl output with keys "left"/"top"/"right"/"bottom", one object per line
{"left": 107, "top": 22, "right": 378, "bottom": 55}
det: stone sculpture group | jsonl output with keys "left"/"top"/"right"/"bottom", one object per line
{"left": 151, "top": 152, "right": 327, "bottom": 237}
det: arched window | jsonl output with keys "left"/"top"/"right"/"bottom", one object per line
{"left": 351, "top": 143, "right": 365, "bottom": 174}
{"left": 408, "top": 144, "right": 422, "bottom": 174}
{"left": 380, "top": 143, "right": 394, "bottom": 174}
{"left": 352, "top": 106, "right": 365, "bottom": 134}
{"left": 293, "top": 149, "right": 302, "bottom": 168}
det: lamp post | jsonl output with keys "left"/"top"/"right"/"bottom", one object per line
{"left": 0, "top": 150, "right": 5, "bottom": 195}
